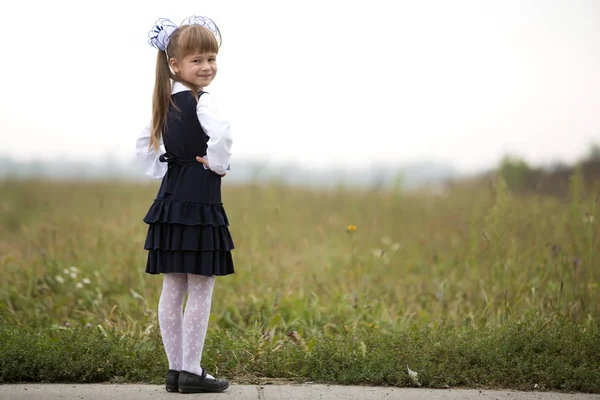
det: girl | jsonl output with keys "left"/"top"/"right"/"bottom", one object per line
{"left": 135, "top": 15, "right": 234, "bottom": 394}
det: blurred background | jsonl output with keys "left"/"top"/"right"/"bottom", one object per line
{"left": 2, "top": 2, "right": 600, "bottom": 388}
{"left": 1, "top": 0, "right": 598, "bottom": 189}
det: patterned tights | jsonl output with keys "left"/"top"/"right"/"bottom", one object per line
{"left": 158, "top": 273, "right": 215, "bottom": 377}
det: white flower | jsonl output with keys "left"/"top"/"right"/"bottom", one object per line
{"left": 55, "top": 275, "right": 64, "bottom": 284}
{"left": 82, "top": 278, "right": 91, "bottom": 285}
{"left": 69, "top": 266, "right": 79, "bottom": 273}
{"left": 70, "top": 272, "right": 77, "bottom": 279}
{"left": 76, "top": 282, "right": 84, "bottom": 289}
{"left": 371, "top": 249, "right": 385, "bottom": 258}
{"left": 63, "top": 269, "right": 69, "bottom": 275}
{"left": 381, "top": 236, "right": 393, "bottom": 246}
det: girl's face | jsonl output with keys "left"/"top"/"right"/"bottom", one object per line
{"left": 170, "top": 51, "right": 218, "bottom": 89}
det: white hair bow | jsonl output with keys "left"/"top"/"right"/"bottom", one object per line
{"left": 148, "top": 16, "right": 221, "bottom": 51}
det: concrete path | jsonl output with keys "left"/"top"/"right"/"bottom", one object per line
{"left": 1, "top": 384, "right": 599, "bottom": 400}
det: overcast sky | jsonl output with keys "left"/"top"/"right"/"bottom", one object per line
{"left": 1, "top": 0, "right": 598, "bottom": 173}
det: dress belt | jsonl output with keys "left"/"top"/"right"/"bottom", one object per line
{"left": 159, "top": 152, "right": 204, "bottom": 166}
{"left": 159, "top": 152, "right": 203, "bottom": 195}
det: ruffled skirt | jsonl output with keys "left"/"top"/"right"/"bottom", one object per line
{"left": 142, "top": 166, "right": 235, "bottom": 276}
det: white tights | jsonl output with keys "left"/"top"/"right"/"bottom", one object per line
{"left": 158, "top": 273, "right": 215, "bottom": 377}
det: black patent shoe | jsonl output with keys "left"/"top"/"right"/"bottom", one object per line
{"left": 166, "top": 369, "right": 180, "bottom": 392}
{"left": 178, "top": 369, "right": 229, "bottom": 393}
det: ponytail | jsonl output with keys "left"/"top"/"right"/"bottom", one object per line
{"left": 150, "top": 50, "right": 172, "bottom": 152}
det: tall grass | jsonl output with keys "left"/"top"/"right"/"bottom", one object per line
{"left": 0, "top": 173, "right": 598, "bottom": 390}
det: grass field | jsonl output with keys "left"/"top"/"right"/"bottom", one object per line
{"left": 1, "top": 173, "right": 599, "bottom": 392}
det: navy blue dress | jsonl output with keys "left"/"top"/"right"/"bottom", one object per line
{"left": 143, "top": 90, "right": 235, "bottom": 276}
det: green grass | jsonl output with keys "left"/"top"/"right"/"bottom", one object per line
{"left": 1, "top": 316, "right": 598, "bottom": 392}
{"left": 0, "top": 174, "right": 599, "bottom": 392}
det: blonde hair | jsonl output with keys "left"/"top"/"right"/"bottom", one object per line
{"left": 150, "top": 24, "right": 221, "bottom": 152}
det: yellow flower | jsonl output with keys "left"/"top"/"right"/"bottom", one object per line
{"left": 346, "top": 225, "right": 357, "bottom": 232}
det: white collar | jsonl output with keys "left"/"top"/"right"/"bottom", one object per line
{"left": 171, "top": 81, "right": 206, "bottom": 95}
{"left": 172, "top": 81, "right": 190, "bottom": 95}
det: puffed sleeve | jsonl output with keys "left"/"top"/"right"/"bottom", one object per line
{"left": 196, "top": 93, "right": 232, "bottom": 175}
{"left": 135, "top": 124, "right": 167, "bottom": 179}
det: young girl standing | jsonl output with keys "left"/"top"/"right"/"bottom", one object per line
{"left": 135, "top": 15, "right": 234, "bottom": 394}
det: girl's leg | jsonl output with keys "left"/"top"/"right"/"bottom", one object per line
{"left": 158, "top": 272, "right": 188, "bottom": 370}
{"left": 182, "top": 274, "right": 215, "bottom": 376}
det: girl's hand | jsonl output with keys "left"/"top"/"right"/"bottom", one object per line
{"left": 196, "top": 156, "right": 226, "bottom": 177}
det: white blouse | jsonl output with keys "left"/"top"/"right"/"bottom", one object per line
{"left": 135, "top": 82, "right": 233, "bottom": 179}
